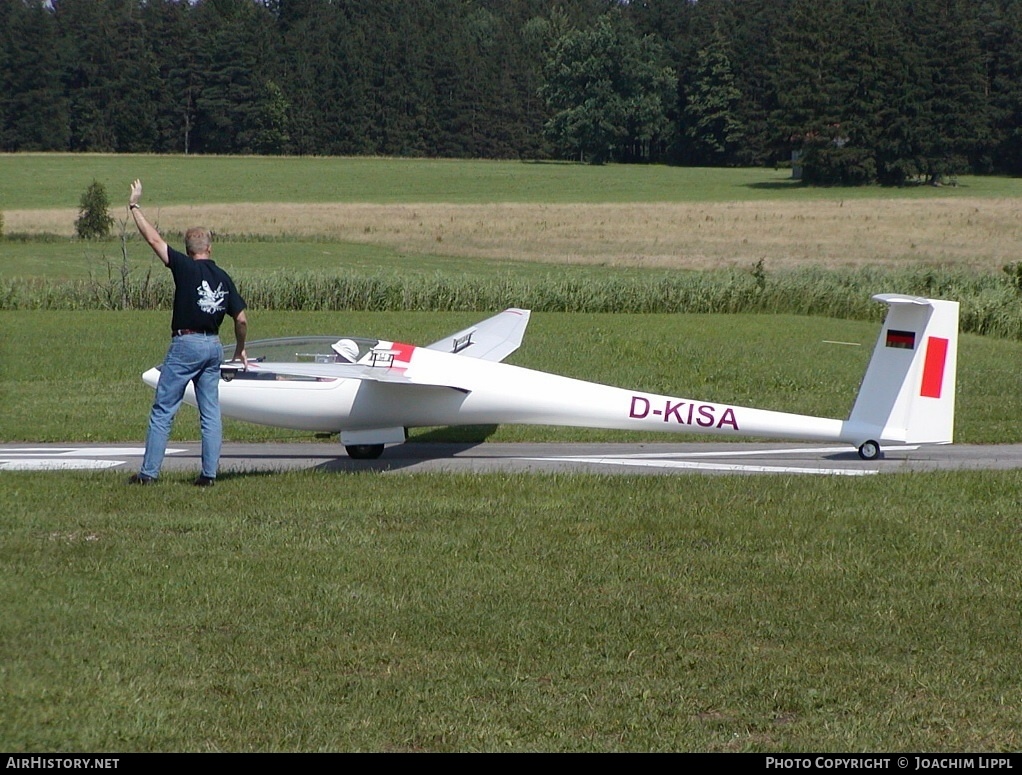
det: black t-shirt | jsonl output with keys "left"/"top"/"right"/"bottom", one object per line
{"left": 167, "top": 246, "right": 246, "bottom": 334}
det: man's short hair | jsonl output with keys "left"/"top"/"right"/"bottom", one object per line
{"left": 184, "top": 227, "right": 212, "bottom": 256}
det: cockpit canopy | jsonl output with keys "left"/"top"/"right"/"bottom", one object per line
{"left": 226, "top": 336, "right": 380, "bottom": 365}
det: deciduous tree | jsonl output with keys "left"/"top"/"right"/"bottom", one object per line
{"left": 541, "top": 14, "right": 675, "bottom": 163}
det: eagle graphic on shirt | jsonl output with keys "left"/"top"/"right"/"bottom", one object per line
{"left": 197, "top": 280, "right": 228, "bottom": 314}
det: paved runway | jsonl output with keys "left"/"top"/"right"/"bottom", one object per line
{"left": 4, "top": 441, "right": 1022, "bottom": 476}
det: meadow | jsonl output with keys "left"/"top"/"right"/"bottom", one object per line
{"left": 6, "top": 154, "right": 1020, "bottom": 209}
{"left": 4, "top": 155, "right": 1021, "bottom": 275}
{"left": 2, "top": 156, "right": 1022, "bottom": 752}
{"left": 3, "top": 468, "right": 1021, "bottom": 752}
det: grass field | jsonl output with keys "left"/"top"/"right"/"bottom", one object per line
{"left": 2, "top": 469, "right": 1021, "bottom": 752}
{"left": 4, "top": 308, "right": 1022, "bottom": 445}
{"left": 3, "top": 155, "right": 1021, "bottom": 273}
{"left": 5, "top": 154, "right": 1019, "bottom": 209}
{"left": 3, "top": 156, "right": 1022, "bottom": 752}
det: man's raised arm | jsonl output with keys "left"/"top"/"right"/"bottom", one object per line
{"left": 128, "top": 178, "right": 169, "bottom": 266}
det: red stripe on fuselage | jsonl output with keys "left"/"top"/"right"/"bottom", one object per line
{"left": 920, "top": 337, "right": 948, "bottom": 398}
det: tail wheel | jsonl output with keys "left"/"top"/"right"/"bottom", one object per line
{"left": 857, "top": 440, "right": 881, "bottom": 461}
{"left": 345, "top": 444, "right": 385, "bottom": 460}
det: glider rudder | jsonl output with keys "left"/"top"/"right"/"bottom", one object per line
{"left": 846, "top": 294, "right": 959, "bottom": 456}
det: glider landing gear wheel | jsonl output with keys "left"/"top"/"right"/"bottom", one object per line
{"left": 345, "top": 443, "right": 385, "bottom": 460}
{"left": 857, "top": 440, "right": 882, "bottom": 461}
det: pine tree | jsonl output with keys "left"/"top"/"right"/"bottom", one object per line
{"left": 140, "top": 0, "right": 200, "bottom": 153}
{"left": 0, "top": 0, "right": 68, "bottom": 150}
{"left": 192, "top": 0, "right": 284, "bottom": 154}
{"left": 682, "top": 26, "right": 744, "bottom": 165}
{"left": 57, "top": 0, "right": 158, "bottom": 151}
{"left": 75, "top": 180, "right": 115, "bottom": 240}
{"left": 714, "top": 0, "right": 786, "bottom": 166}
{"left": 980, "top": 0, "right": 1022, "bottom": 174}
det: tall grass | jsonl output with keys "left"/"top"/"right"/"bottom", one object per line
{"left": 6, "top": 265, "right": 1022, "bottom": 339}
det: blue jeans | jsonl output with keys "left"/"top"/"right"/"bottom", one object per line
{"left": 140, "top": 333, "right": 224, "bottom": 480}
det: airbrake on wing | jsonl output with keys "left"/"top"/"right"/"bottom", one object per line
{"left": 425, "top": 308, "right": 530, "bottom": 361}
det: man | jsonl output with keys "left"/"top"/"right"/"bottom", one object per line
{"left": 128, "top": 179, "right": 248, "bottom": 486}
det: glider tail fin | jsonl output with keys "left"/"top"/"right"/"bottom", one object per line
{"left": 847, "top": 294, "right": 959, "bottom": 446}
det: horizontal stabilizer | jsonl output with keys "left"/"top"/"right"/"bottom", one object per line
{"left": 426, "top": 308, "right": 531, "bottom": 362}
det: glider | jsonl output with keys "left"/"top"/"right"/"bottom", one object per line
{"left": 142, "top": 294, "right": 958, "bottom": 461}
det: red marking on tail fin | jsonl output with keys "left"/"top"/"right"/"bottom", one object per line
{"left": 920, "top": 337, "right": 948, "bottom": 398}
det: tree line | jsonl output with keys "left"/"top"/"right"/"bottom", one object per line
{"left": 2, "top": 0, "right": 1021, "bottom": 184}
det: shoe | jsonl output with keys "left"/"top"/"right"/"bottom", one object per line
{"left": 128, "top": 474, "right": 155, "bottom": 485}
{"left": 193, "top": 476, "right": 216, "bottom": 487}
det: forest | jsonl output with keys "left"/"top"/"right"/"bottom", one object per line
{"left": 2, "top": 0, "right": 1021, "bottom": 184}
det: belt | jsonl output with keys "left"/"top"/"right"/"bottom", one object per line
{"left": 172, "top": 329, "right": 215, "bottom": 337}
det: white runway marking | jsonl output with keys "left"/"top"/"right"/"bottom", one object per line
{"left": 585, "top": 445, "right": 853, "bottom": 459}
{"left": 0, "top": 459, "right": 125, "bottom": 471}
{"left": 520, "top": 444, "right": 902, "bottom": 475}
{"left": 526, "top": 455, "right": 878, "bottom": 475}
{"left": 567, "top": 445, "right": 918, "bottom": 460}
{"left": 0, "top": 447, "right": 185, "bottom": 472}
{"left": 0, "top": 447, "right": 151, "bottom": 457}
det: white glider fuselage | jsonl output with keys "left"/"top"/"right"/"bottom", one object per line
{"left": 142, "top": 295, "right": 959, "bottom": 459}
{"left": 304, "top": 349, "right": 851, "bottom": 443}
{"left": 146, "top": 346, "right": 845, "bottom": 441}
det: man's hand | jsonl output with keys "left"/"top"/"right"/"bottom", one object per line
{"left": 129, "top": 179, "right": 143, "bottom": 208}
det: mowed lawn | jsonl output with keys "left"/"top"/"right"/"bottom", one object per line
{"left": 6, "top": 154, "right": 1018, "bottom": 210}
{"left": 4, "top": 309, "right": 1022, "bottom": 445}
{"left": 3, "top": 308, "right": 1022, "bottom": 751}
{"left": 2, "top": 468, "right": 1021, "bottom": 752}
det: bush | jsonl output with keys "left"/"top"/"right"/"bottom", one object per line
{"left": 75, "top": 180, "right": 114, "bottom": 239}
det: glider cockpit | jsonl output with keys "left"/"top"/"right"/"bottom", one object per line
{"left": 218, "top": 336, "right": 380, "bottom": 382}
